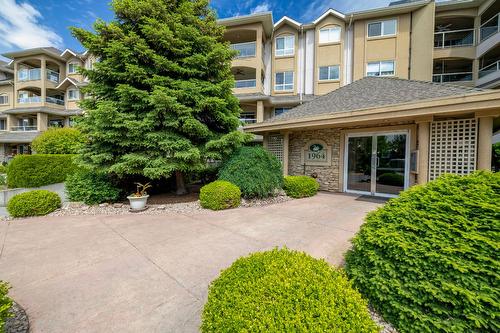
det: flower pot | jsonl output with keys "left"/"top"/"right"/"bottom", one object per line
{"left": 127, "top": 195, "right": 149, "bottom": 211}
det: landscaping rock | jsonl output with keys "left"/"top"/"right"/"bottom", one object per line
{"left": 369, "top": 308, "right": 398, "bottom": 333}
{"left": 98, "top": 203, "right": 109, "bottom": 207}
{"left": 112, "top": 203, "right": 124, "bottom": 208}
{"left": 4, "top": 301, "right": 29, "bottom": 333}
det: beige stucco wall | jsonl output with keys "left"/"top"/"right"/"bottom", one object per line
{"left": 272, "top": 24, "right": 298, "bottom": 96}
{"left": 0, "top": 85, "right": 14, "bottom": 112}
{"left": 410, "top": 1, "right": 435, "bottom": 81}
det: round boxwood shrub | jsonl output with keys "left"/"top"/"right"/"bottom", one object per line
{"left": 31, "top": 127, "right": 84, "bottom": 154}
{"left": 7, "top": 190, "right": 61, "bottom": 218}
{"left": 202, "top": 248, "right": 379, "bottom": 332}
{"left": 283, "top": 175, "right": 320, "bottom": 198}
{"left": 66, "top": 170, "right": 122, "bottom": 205}
{"left": 345, "top": 171, "right": 500, "bottom": 333}
{"left": 218, "top": 146, "right": 283, "bottom": 198}
{"left": 377, "top": 172, "right": 404, "bottom": 186}
{"left": 199, "top": 180, "right": 241, "bottom": 210}
{"left": 0, "top": 281, "right": 12, "bottom": 332}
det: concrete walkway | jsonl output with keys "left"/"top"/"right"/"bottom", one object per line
{"left": 0, "top": 193, "right": 383, "bottom": 333}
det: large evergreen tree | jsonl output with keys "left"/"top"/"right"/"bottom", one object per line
{"left": 71, "top": 0, "right": 252, "bottom": 194}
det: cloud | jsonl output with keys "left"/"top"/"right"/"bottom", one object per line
{"left": 251, "top": 3, "right": 270, "bottom": 14}
{"left": 0, "top": 0, "right": 63, "bottom": 50}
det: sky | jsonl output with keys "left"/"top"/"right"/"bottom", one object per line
{"left": 0, "top": 0, "right": 400, "bottom": 57}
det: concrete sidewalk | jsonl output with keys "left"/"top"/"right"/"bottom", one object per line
{"left": 0, "top": 193, "right": 382, "bottom": 333}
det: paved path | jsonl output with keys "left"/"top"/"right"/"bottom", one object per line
{"left": 0, "top": 193, "right": 383, "bottom": 333}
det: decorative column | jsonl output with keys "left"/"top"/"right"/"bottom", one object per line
{"left": 256, "top": 100, "right": 264, "bottom": 123}
{"left": 37, "top": 112, "right": 48, "bottom": 132}
{"left": 477, "top": 116, "right": 493, "bottom": 171}
{"left": 416, "top": 120, "right": 430, "bottom": 184}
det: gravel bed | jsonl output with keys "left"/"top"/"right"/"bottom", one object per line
{"left": 5, "top": 301, "right": 29, "bottom": 333}
{"left": 369, "top": 307, "right": 398, "bottom": 333}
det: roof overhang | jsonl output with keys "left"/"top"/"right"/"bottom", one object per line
{"left": 313, "top": 9, "right": 346, "bottom": 24}
{"left": 56, "top": 77, "right": 80, "bottom": 90}
{"left": 274, "top": 16, "right": 301, "bottom": 30}
{"left": 243, "top": 90, "right": 500, "bottom": 133}
{"left": 347, "top": 0, "right": 431, "bottom": 20}
{"left": 2, "top": 47, "right": 62, "bottom": 60}
{"left": 218, "top": 12, "right": 274, "bottom": 38}
{"left": 436, "top": 0, "right": 485, "bottom": 12}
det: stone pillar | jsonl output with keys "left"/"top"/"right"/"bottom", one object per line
{"left": 6, "top": 114, "right": 16, "bottom": 131}
{"left": 417, "top": 121, "right": 430, "bottom": 184}
{"left": 37, "top": 112, "right": 48, "bottom": 132}
{"left": 477, "top": 116, "right": 493, "bottom": 171}
{"left": 256, "top": 100, "right": 264, "bottom": 123}
{"left": 282, "top": 132, "right": 289, "bottom": 176}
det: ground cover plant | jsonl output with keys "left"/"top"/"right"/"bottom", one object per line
{"left": 199, "top": 180, "right": 241, "bottom": 210}
{"left": 0, "top": 281, "right": 12, "bottom": 332}
{"left": 283, "top": 175, "right": 320, "bottom": 198}
{"left": 202, "top": 248, "right": 379, "bottom": 332}
{"left": 31, "top": 128, "right": 84, "bottom": 154}
{"left": 66, "top": 170, "right": 122, "bottom": 205}
{"left": 345, "top": 171, "right": 500, "bottom": 333}
{"left": 7, "top": 190, "right": 61, "bottom": 218}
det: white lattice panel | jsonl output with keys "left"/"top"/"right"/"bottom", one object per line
{"left": 267, "top": 134, "right": 284, "bottom": 163}
{"left": 429, "top": 118, "right": 477, "bottom": 180}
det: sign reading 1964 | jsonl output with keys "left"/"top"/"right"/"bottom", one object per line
{"left": 307, "top": 143, "right": 327, "bottom": 162}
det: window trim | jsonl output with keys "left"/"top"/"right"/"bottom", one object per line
{"left": 366, "top": 60, "right": 396, "bottom": 77}
{"left": 318, "top": 26, "right": 342, "bottom": 44}
{"left": 367, "top": 19, "right": 398, "bottom": 38}
{"left": 275, "top": 35, "right": 295, "bottom": 57}
{"left": 67, "top": 62, "right": 79, "bottom": 74}
{"left": 67, "top": 89, "right": 80, "bottom": 101}
{"left": 274, "top": 71, "right": 294, "bottom": 92}
{"left": 318, "top": 65, "right": 341, "bottom": 81}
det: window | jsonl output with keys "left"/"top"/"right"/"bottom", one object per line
{"left": 0, "top": 119, "right": 6, "bottom": 131}
{"left": 0, "top": 95, "right": 8, "bottom": 105}
{"left": 275, "top": 71, "right": 294, "bottom": 91}
{"left": 68, "top": 63, "right": 79, "bottom": 74}
{"left": 367, "top": 19, "right": 397, "bottom": 37}
{"left": 319, "top": 65, "right": 340, "bottom": 81}
{"left": 275, "top": 35, "right": 295, "bottom": 56}
{"left": 319, "top": 26, "right": 341, "bottom": 43}
{"left": 49, "top": 119, "right": 64, "bottom": 128}
{"left": 367, "top": 61, "right": 395, "bottom": 77}
{"left": 274, "top": 107, "right": 291, "bottom": 116}
{"left": 67, "top": 89, "right": 80, "bottom": 100}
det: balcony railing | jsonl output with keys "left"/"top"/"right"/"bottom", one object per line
{"left": 240, "top": 118, "right": 257, "bottom": 125}
{"left": 480, "top": 13, "right": 499, "bottom": 42}
{"left": 46, "top": 69, "right": 60, "bottom": 83}
{"left": 234, "top": 79, "right": 256, "bottom": 88}
{"left": 479, "top": 60, "right": 500, "bottom": 78}
{"left": 17, "top": 96, "right": 42, "bottom": 104}
{"left": 434, "top": 29, "right": 475, "bottom": 48}
{"left": 11, "top": 126, "right": 37, "bottom": 131}
{"left": 46, "top": 96, "right": 65, "bottom": 105}
{"left": 17, "top": 68, "right": 41, "bottom": 81}
{"left": 432, "top": 72, "right": 473, "bottom": 83}
{"left": 231, "top": 42, "right": 256, "bottom": 58}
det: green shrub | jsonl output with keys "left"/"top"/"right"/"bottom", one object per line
{"left": 0, "top": 165, "right": 6, "bottom": 174}
{"left": 493, "top": 142, "right": 500, "bottom": 171}
{"left": 199, "top": 180, "right": 241, "bottom": 210}
{"left": 202, "top": 248, "right": 378, "bottom": 333}
{"left": 218, "top": 146, "right": 283, "bottom": 198}
{"left": 7, "top": 154, "right": 76, "bottom": 188}
{"left": 31, "top": 127, "right": 84, "bottom": 154}
{"left": 66, "top": 170, "right": 122, "bottom": 205}
{"left": 283, "top": 175, "right": 320, "bottom": 198}
{"left": 7, "top": 190, "right": 61, "bottom": 217}
{"left": 345, "top": 172, "right": 500, "bottom": 333}
{"left": 0, "top": 281, "right": 12, "bottom": 332}
{"left": 377, "top": 172, "right": 404, "bottom": 186}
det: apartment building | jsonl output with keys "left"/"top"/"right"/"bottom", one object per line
{"left": 219, "top": 0, "right": 500, "bottom": 124}
{"left": 0, "top": 47, "right": 95, "bottom": 162}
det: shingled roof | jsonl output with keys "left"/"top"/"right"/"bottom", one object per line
{"left": 267, "top": 77, "right": 485, "bottom": 123}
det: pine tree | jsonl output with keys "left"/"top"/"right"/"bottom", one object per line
{"left": 71, "top": 0, "right": 252, "bottom": 194}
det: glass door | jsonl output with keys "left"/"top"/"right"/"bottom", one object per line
{"left": 375, "top": 134, "right": 407, "bottom": 196}
{"left": 346, "top": 136, "right": 372, "bottom": 193}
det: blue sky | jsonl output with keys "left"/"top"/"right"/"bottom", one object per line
{"left": 0, "top": 0, "right": 395, "bottom": 56}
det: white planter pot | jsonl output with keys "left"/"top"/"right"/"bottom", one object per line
{"left": 127, "top": 195, "right": 149, "bottom": 210}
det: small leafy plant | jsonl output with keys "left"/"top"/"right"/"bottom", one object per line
{"left": 0, "top": 281, "right": 13, "bottom": 332}
{"left": 131, "top": 182, "right": 152, "bottom": 197}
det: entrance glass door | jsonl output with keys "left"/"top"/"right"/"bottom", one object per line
{"left": 346, "top": 132, "right": 408, "bottom": 197}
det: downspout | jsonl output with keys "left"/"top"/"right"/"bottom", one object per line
{"left": 300, "top": 25, "right": 304, "bottom": 104}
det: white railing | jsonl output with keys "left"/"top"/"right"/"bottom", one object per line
{"left": 46, "top": 96, "right": 65, "bottom": 105}
{"left": 479, "top": 60, "right": 500, "bottom": 78}
{"left": 240, "top": 118, "right": 256, "bottom": 124}
{"left": 234, "top": 79, "right": 256, "bottom": 88}
{"left": 432, "top": 72, "right": 473, "bottom": 83}
{"left": 17, "top": 96, "right": 42, "bottom": 104}
{"left": 10, "top": 126, "right": 37, "bottom": 131}
{"left": 231, "top": 42, "right": 256, "bottom": 58}
{"left": 46, "top": 69, "right": 60, "bottom": 83}
{"left": 17, "top": 68, "right": 41, "bottom": 81}
{"left": 434, "top": 28, "right": 475, "bottom": 48}
{"left": 480, "top": 13, "right": 499, "bottom": 42}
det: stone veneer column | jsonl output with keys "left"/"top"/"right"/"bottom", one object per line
{"left": 282, "top": 132, "right": 289, "bottom": 176}
{"left": 477, "top": 116, "right": 493, "bottom": 171}
{"left": 416, "top": 120, "right": 430, "bottom": 185}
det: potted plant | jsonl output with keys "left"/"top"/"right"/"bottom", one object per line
{"left": 127, "top": 182, "right": 152, "bottom": 211}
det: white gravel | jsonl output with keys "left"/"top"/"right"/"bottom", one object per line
{"left": 369, "top": 308, "right": 398, "bottom": 333}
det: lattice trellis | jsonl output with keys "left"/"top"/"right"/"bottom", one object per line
{"left": 429, "top": 118, "right": 477, "bottom": 180}
{"left": 267, "top": 134, "right": 284, "bottom": 163}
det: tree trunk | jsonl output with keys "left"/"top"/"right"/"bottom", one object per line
{"left": 175, "top": 170, "right": 188, "bottom": 195}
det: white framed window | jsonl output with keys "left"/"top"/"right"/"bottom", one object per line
{"left": 68, "top": 63, "right": 79, "bottom": 74}
{"left": 275, "top": 35, "right": 295, "bottom": 56}
{"left": 275, "top": 71, "right": 294, "bottom": 91}
{"left": 319, "top": 26, "right": 341, "bottom": 43}
{"left": 367, "top": 19, "right": 397, "bottom": 38}
{"left": 274, "top": 107, "right": 291, "bottom": 116}
{"left": 67, "top": 89, "right": 80, "bottom": 100}
{"left": 0, "top": 95, "right": 8, "bottom": 105}
{"left": 367, "top": 61, "right": 395, "bottom": 77}
{"left": 0, "top": 119, "right": 6, "bottom": 130}
{"left": 319, "top": 65, "right": 340, "bottom": 81}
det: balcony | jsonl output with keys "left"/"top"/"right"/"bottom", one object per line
{"left": 17, "top": 96, "right": 42, "bottom": 104}
{"left": 10, "top": 126, "right": 37, "bottom": 132}
{"left": 432, "top": 72, "right": 473, "bottom": 83}
{"left": 434, "top": 29, "right": 475, "bottom": 48}
{"left": 17, "top": 68, "right": 41, "bottom": 82}
{"left": 235, "top": 79, "right": 257, "bottom": 89}
{"left": 46, "top": 96, "right": 65, "bottom": 105}
{"left": 231, "top": 42, "right": 256, "bottom": 58}
{"left": 480, "top": 13, "right": 499, "bottom": 42}
{"left": 479, "top": 60, "right": 499, "bottom": 78}
{"left": 46, "top": 69, "right": 60, "bottom": 83}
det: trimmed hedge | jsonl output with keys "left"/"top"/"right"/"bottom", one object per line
{"left": 283, "top": 175, "right": 320, "bottom": 198}
{"left": 0, "top": 281, "right": 12, "bottom": 332}
{"left": 345, "top": 172, "right": 500, "bottom": 333}
{"left": 378, "top": 172, "right": 404, "bottom": 186}
{"left": 202, "top": 248, "right": 379, "bottom": 332}
{"left": 7, "top": 154, "right": 76, "bottom": 188}
{"left": 31, "top": 127, "right": 84, "bottom": 154}
{"left": 218, "top": 146, "right": 283, "bottom": 198}
{"left": 7, "top": 190, "right": 61, "bottom": 217}
{"left": 65, "top": 170, "right": 122, "bottom": 205}
{"left": 199, "top": 180, "right": 241, "bottom": 210}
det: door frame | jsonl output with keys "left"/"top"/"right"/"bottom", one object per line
{"left": 343, "top": 129, "right": 410, "bottom": 198}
